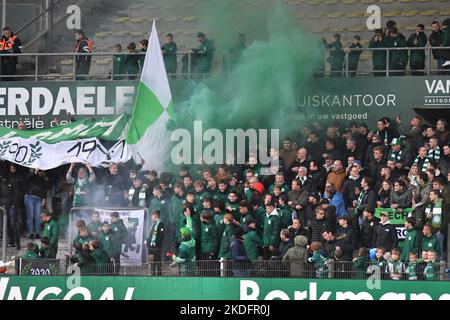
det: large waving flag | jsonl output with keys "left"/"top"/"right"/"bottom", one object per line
{"left": 126, "top": 20, "right": 174, "bottom": 172}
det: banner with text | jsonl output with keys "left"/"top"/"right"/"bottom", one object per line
{"left": 0, "top": 137, "right": 131, "bottom": 169}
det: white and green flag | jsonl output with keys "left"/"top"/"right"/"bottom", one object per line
{"left": 126, "top": 20, "right": 173, "bottom": 172}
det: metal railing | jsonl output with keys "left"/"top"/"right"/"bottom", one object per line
{"left": 325, "top": 46, "right": 449, "bottom": 77}
{"left": 8, "top": 259, "right": 450, "bottom": 281}
{"left": 1, "top": 206, "right": 6, "bottom": 261}
{"left": 0, "top": 46, "right": 449, "bottom": 81}
{"left": 0, "top": 51, "right": 226, "bottom": 81}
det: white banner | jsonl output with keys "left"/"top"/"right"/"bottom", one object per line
{"left": 0, "top": 137, "right": 131, "bottom": 169}
{"left": 95, "top": 208, "right": 146, "bottom": 266}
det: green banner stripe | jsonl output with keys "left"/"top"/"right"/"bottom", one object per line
{"left": 0, "top": 115, "right": 129, "bottom": 143}
{"left": 126, "top": 82, "right": 165, "bottom": 145}
{"left": 375, "top": 208, "right": 411, "bottom": 225}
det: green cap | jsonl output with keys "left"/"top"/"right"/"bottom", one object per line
{"left": 180, "top": 227, "right": 191, "bottom": 237}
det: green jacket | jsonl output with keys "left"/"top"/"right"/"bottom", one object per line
{"left": 21, "top": 251, "right": 40, "bottom": 259}
{"left": 309, "top": 251, "right": 328, "bottom": 277}
{"left": 200, "top": 221, "right": 219, "bottom": 255}
{"left": 149, "top": 196, "right": 172, "bottom": 225}
{"left": 218, "top": 223, "right": 234, "bottom": 259}
{"left": 171, "top": 194, "right": 186, "bottom": 225}
{"left": 263, "top": 210, "right": 281, "bottom": 247}
{"left": 91, "top": 248, "right": 110, "bottom": 264}
{"left": 422, "top": 234, "right": 441, "bottom": 259}
{"left": 401, "top": 228, "right": 420, "bottom": 262}
{"left": 175, "top": 238, "right": 196, "bottom": 276}
{"left": 243, "top": 229, "right": 262, "bottom": 260}
{"left": 215, "top": 190, "right": 229, "bottom": 203}
{"left": 110, "top": 219, "right": 128, "bottom": 254}
{"left": 254, "top": 206, "right": 266, "bottom": 226}
{"left": 369, "top": 36, "right": 387, "bottom": 67}
{"left": 268, "top": 183, "right": 291, "bottom": 195}
{"left": 43, "top": 218, "right": 59, "bottom": 250}
{"left": 424, "top": 261, "right": 439, "bottom": 281}
{"left": 112, "top": 54, "right": 125, "bottom": 80}
{"left": 406, "top": 32, "right": 427, "bottom": 65}
{"left": 278, "top": 204, "right": 293, "bottom": 229}
{"left": 75, "top": 235, "right": 94, "bottom": 247}
{"left": 97, "top": 230, "right": 117, "bottom": 257}
{"left": 195, "top": 38, "right": 214, "bottom": 73}
{"left": 353, "top": 255, "right": 368, "bottom": 279}
{"left": 87, "top": 221, "right": 102, "bottom": 236}
{"left": 123, "top": 53, "right": 140, "bottom": 77}
{"left": 348, "top": 43, "right": 362, "bottom": 65}
{"left": 214, "top": 211, "right": 226, "bottom": 239}
{"left": 195, "top": 191, "right": 211, "bottom": 205}
{"left": 162, "top": 41, "right": 178, "bottom": 72}
{"left": 406, "top": 262, "right": 419, "bottom": 280}
{"left": 327, "top": 40, "right": 344, "bottom": 71}
{"left": 385, "top": 34, "right": 408, "bottom": 68}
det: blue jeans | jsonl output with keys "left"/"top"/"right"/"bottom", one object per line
{"left": 24, "top": 194, "right": 42, "bottom": 234}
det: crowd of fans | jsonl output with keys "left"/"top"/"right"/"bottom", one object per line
{"left": 319, "top": 19, "right": 450, "bottom": 77}
{"left": 1, "top": 114, "right": 449, "bottom": 279}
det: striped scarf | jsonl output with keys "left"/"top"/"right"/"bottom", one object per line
{"left": 389, "top": 149, "right": 403, "bottom": 162}
{"left": 427, "top": 146, "right": 441, "bottom": 162}
{"left": 356, "top": 189, "right": 367, "bottom": 209}
{"left": 414, "top": 156, "right": 429, "bottom": 172}
{"left": 425, "top": 199, "right": 443, "bottom": 229}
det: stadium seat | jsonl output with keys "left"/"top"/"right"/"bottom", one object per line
{"left": 130, "top": 31, "right": 145, "bottom": 37}
{"left": 309, "top": 13, "right": 325, "bottom": 19}
{"left": 112, "top": 31, "right": 131, "bottom": 37}
{"left": 182, "top": 16, "right": 200, "bottom": 22}
{"left": 384, "top": 10, "right": 402, "bottom": 17}
{"left": 345, "top": 11, "right": 364, "bottom": 18}
{"left": 421, "top": 10, "right": 439, "bottom": 16}
{"left": 129, "top": 17, "right": 147, "bottom": 23}
{"left": 347, "top": 25, "right": 364, "bottom": 32}
{"left": 401, "top": 10, "right": 420, "bottom": 17}
{"left": 94, "top": 32, "right": 113, "bottom": 38}
{"left": 327, "top": 12, "right": 345, "bottom": 18}
{"left": 329, "top": 27, "right": 347, "bottom": 33}
{"left": 112, "top": 16, "right": 131, "bottom": 24}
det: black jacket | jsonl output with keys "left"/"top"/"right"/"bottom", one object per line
{"left": 6, "top": 172, "right": 24, "bottom": 207}
{"left": 334, "top": 225, "right": 356, "bottom": 260}
{"left": 356, "top": 188, "right": 377, "bottom": 215}
{"left": 307, "top": 218, "right": 329, "bottom": 244}
{"left": 147, "top": 220, "right": 165, "bottom": 250}
{"left": 289, "top": 226, "right": 308, "bottom": 240}
{"left": 104, "top": 173, "right": 128, "bottom": 206}
{"left": 342, "top": 176, "right": 362, "bottom": 208}
{"left": 373, "top": 222, "right": 398, "bottom": 252}
{"left": 429, "top": 30, "right": 443, "bottom": 59}
{"left": 360, "top": 216, "right": 380, "bottom": 248}
{"left": 25, "top": 172, "right": 50, "bottom": 199}
{"left": 299, "top": 177, "right": 318, "bottom": 194}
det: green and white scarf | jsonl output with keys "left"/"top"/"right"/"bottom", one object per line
{"left": 427, "top": 146, "right": 441, "bottom": 162}
{"left": 128, "top": 187, "right": 147, "bottom": 207}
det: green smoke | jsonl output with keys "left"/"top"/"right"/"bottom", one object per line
{"left": 171, "top": 0, "right": 322, "bottom": 137}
